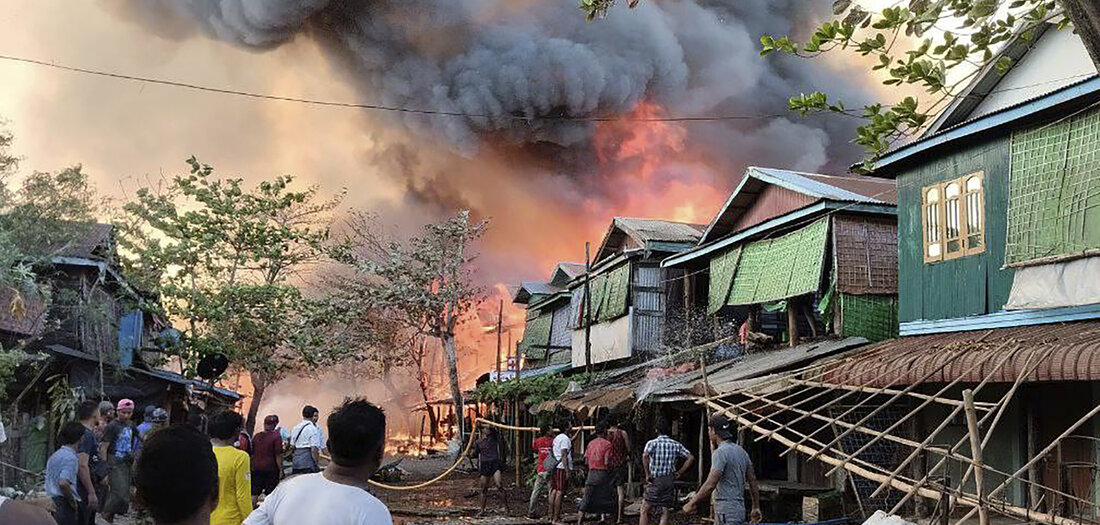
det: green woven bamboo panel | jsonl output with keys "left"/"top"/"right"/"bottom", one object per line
{"left": 839, "top": 293, "right": 898, "bottom": 342}
{"left": 519, "top": 311, "right": 553, "bottom": 358}
{"left": 1007, "top": 106, "right": 1100, "bottom": 265}
{"left": 727, "top": 218, "right": 829, "bottom": 305}
{"left": 707, "top": 246, "right": 742, "bottom": 314}
{"left": 600, "top": 264, "right": 631, "bottom": 322}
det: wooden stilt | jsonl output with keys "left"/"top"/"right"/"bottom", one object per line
{"left": 963, "top": 389, "right": 989, "bottom": 525}
{"left": 786, "top": 300, "right": 800, "bottom": 348}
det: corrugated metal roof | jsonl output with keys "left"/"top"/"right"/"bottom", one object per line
{"left": 752, "top": 167, "right": 898, "bottom": 205}
{"left": 44, "top": 344, "right": 242, "bottom": 399}
{"left": 820, "top": 320, "right": 1100, "bottom": 387}
{"left": 47, "top": 223, "right": 115, "bottom": 260}
{"left": 614, "top": 217, "right": 705, "bottom": 243}
{"left": 594, "top": 217, "right": 703, "bottom": 263}
{"left": 512, "top": 281, "right": 563, "bottom": 304}
{"left": 700, "top": 167, "right": 896, "bottom": 245}
{"left": 554, "top": 263, "right": 586, "bottom": 280}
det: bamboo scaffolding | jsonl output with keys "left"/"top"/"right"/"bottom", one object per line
{"left": 715, "top": 379, "right": 1027, "bottom": 477}
{"left": 709, "top": 397, "right": 922, "bottom": 485}
{"left": 827, "top": 346, "right": 1020, "bottom": 477}
{"left": 963, "top": 389, "right": 988, "bottom": 525}
{"left": 953, "top": 401, "right": 1100, "bottom": 525}
{"left": 809, "top": 350, "right": 974, "bottom": 462}
{"left": 705, "top": 398, "right": 1083, "bottom": 525}
{"left": 883, "top": 349, "right": 1045, "bottom": 507}
{"left": 758, "top": 353, "right": 915, "bottom": 444}
{"left": 790, "top": 379, "right": 997, "bottom": 410}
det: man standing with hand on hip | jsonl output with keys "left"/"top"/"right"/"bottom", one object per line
{"left": 682, "top": 415, "right": 761, "bottom": 525}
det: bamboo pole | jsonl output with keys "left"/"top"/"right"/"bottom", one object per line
{"left": 705, "top": 398, "right": 1083, "bottom": 525}
{"left": 953, "top": 401, "right": 1100, "bottom": 525}
{"left": 584, "top": 242, "right": 592, "bottom": 375}
{"left": 800, "top": 351, "right": 969, "bottom": 460}
{"left": 963, "top": 389, "right": 988, "bottom": 525}
{"left": 717, "top": 380, "right": 1006, "bottom": 471}
{"left": 790, "top": 378, "right": 997, "bottom": 410}
{"left": 885, "top": 349, "right": 1044, "bottom": 508}
{"left": 828, "top": 346, "right": 1020, "bottom": 477}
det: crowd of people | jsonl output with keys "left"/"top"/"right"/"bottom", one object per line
{"left": 518, "top": 413, "right": 760, "bottom": 525}
{"left": 8, "top": 397, "right": 766, "bottom": 525}
{"left": 7, "top": 397, "right": 393, "bottom": 525}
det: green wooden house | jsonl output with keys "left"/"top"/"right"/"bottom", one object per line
{"left": 845, "top": 22, "right": 1100, "bottom": 514}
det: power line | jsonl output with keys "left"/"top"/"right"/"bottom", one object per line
{"left": 0, "top": 53, "right": 788, "bottom": 123}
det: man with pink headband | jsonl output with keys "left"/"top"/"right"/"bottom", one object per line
{"left": 99, "top": 399, "right": 138, "bottom": 523}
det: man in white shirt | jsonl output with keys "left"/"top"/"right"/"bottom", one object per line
{"left": 289, "top": 405, "right": 325, "bottom": 474}
{"left": 245, "top": 399, "right": 393, "bottom": 525}
{"left": 549, "top": 418, "right": 573, "bottom": 525}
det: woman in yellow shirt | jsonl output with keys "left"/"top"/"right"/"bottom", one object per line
{"left": 208, "top": 411, "right": 253, "bottom": 525}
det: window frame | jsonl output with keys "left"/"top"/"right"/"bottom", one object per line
{"left": 921, "top": 171, "right": 985, "bottom": 264}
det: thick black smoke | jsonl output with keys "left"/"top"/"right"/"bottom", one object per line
{"left": 112, "top": 0, "right": 872, "bottom": 174}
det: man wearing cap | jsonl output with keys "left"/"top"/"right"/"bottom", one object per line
{"left": 682, "top": 415, "right": 761, "bottom": 525}
{"left": 252, "top": 415, "right": 286, "bottom": 501}
{"left": 100, "top": 399, "right": 138, "bottom": 523}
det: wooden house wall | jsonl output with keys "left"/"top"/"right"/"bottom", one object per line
{"left": 731, "top": 184, "right": 818, "bottom": 233}
{"left": 896, "top": 136, "right": 1015, "bottom": 323}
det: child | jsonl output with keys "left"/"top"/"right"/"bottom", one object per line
{"left": 47, "top": 422, "right": 86, "bottom": 525}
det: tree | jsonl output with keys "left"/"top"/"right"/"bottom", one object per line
{"left": 334, "top": 210, "right": 487, "bottom": 443}
{"left": 121, "top": 157, "right": 344, "bottom": 432}
{"left": 761, "top": 0, "right": 1100, "bottom": 169}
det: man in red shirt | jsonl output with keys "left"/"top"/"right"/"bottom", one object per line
{"left": 251, "top": 415, "right": 285, "bottom": 503}
{"left": 528, "top": 425, "right": 555, "bottom": 519}
{"left": 578, "top": 421, "right": 615, "bottom": 524}
{"left": 607, "top": 416, "right": 632, "bottom": 524}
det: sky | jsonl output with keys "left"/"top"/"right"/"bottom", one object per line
{"left": 0, "top": 0, "right": 890, "bottom": 420}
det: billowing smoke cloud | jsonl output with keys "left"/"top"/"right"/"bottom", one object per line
{"left": 110, "top": 0, "right": 870, "bottom": 173}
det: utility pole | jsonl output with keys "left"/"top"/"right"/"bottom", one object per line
{"left": 584, "top": 242, "right": 592, "bottom": 375}
{"left": 495, "top": 299, "right": 504, "bottom": 382}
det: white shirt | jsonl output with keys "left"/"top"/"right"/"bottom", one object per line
{"left": 243, "top": 473, "right": 393, "bottom": 525}
{"left": 290, "top": 420, "right": 324, "bottom": 450}
{"left": 552, "top": 433, "right": 572, "bottom": 470}
{"left": 0, "top": 420, "right": 6, "bottom": 444}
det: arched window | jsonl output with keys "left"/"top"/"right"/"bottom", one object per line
{"left": 922, "top": 172, "right": 985, "bottom": 263}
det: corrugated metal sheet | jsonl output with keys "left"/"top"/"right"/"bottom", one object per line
{"left": 821, "top": 320, "right": 1100, "bottom": 387}
{"left": 616, "top": 218, "right": 705, "bottom": 243}
{"left": 47, "top": 223, "right": 114, "bottom": 260}
{"left": 833, "top": 214, "right": 899, "bottom": 294}
{"left": 633, "top": 312, "right": 662, "bottom": 353}
{"left": 703, "top": 168, "right": 897, "bottom": 245}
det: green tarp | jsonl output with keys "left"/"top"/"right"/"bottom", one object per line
{"left": 726, "top": 217, "right": 830, "bottom": 306}
{"left": 707, "top": 246, "right": 741, "bottom": 314}
{"left": 1007, "top": 106, "right": 1100, "bottom": 265}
